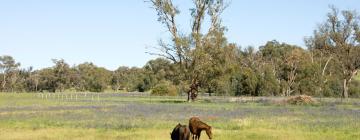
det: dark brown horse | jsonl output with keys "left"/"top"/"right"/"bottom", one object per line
{"left": 189, "top": 117, "right": 213, "bottom": 140}
{"left": 170, "top": 123, "right": 191, "bottom": 140}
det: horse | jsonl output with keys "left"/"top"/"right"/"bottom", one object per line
{"left": 189, "top": 117, "right": 213, "bottom": 140}
{"left": 170, "top": 123, "right": 191, "bottom": 140}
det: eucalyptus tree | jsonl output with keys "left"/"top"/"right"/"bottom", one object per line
{"left": 147, "top": 0, "right": 229, "bottom": 101}
{"left": 52, "top": 59, "right": 71, "bottom": 92}
{"left": 0, "top": 55, "right": 20, "bottom": 92}
{"left": 75, "top": 62, "right": 112, "bottom": 92}
{"left": 259, "top": 41, "right": 309, "bottom": 96}
{"left": 306, "top": 7, "right": 360, "bottom": 98}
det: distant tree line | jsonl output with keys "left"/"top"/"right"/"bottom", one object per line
{"left": 0, "top": 5, "right": 359, "bottom": 98}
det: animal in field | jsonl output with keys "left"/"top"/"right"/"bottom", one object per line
{"left": 170, "top": 123, "right": 191, "bottom": 140}
{"left": 189, "top": 116, "right": 213, "bottom": 140}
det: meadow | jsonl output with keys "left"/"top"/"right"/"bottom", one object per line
{"left": 0, "top": 93, "right": 359, "bottom": 140}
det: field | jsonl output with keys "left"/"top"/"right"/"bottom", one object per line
{"left": 0, "top": 93, "right": 360, "bottom": 140}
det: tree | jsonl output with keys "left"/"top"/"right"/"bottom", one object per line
{"left": 307, "top": 7, "right": 360, "bottom": 98}
{"left": 52, "top": 59, "right": 71, "bottom": 92}
{"left": 259, "top": 41, "right": 311, "bottom": 96}
{"left": 23, "top": 67, "right": 40, "bottom": 92}
{"left": 148, "top": 0, "right": 229, "bottom": 101}
{"left": 75, "top": 63, "right": 111, "bottom": 92}
{"left": 143, "top": 58, "right": 172, "bottom": 85}
{"left": 37, "top": 68, "right": 57, "bottom": 92}
{"left": 112, "top": 66, "right": 131, "bottom": 91}
{"left": 0, "top": 55, "right": 20, "bottom": 92}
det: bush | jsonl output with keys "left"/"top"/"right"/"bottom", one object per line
{"left": 151, "top": 81, "right": 177, "bottom": 96}
{"left": 349, "top": 80, "right": 360, "bottom": 98}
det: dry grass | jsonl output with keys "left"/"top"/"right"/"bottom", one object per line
{"left": 285, "top": 95, "right": 317, "bottom": 105}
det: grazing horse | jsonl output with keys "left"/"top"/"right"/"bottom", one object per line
{"left": 189, "top": 117, "right": 213, "bottom": 140}
{"left": 170, "top": 123, "right": 191, "bottom": 140}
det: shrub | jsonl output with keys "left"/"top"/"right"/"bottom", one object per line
{"left": 349, "top": 80, "right": 360, "bottom": 98}
{"left": 151, "top": 81, "right": 177, "bottom": 96}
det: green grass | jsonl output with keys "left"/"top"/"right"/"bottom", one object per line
{"left": 355, "top": 74, "right": 360, "bottom": 81}
{"left": 0, "top": 93, "right": 359, "bottom": 140}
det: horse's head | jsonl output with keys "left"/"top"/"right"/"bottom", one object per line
{"left": 206, "top": 126, "right": 213, "bottom": 139}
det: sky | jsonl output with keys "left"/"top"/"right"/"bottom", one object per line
{"left": 0, "top": 0, "right": 359, "bottom": 70}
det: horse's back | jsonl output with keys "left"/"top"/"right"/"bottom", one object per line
{"left": 179, "top": 125, "right": 190, "bottom": 140}
{"left": 189, "top": 116, "right": 201, "bottom": 133}
{"left": 171, "top": 124, "right": 190, "bottom": 140}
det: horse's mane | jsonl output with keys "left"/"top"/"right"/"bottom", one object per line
{"left": 196, "top": 120, "right": 211, "bottom": 130}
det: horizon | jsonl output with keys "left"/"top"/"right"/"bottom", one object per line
{"left": 1, "top": 0, "right": 359, "bottom": 70}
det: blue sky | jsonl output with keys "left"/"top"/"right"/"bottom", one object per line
{"left": 0, "top": 0, "right": 359, "bottom": 70}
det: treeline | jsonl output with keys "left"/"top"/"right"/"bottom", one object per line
{"left": 0, "top": 38, "right": 359, "bottom": 97}
{"left": 1, "top": 5, "right": 359, "bottom": 98}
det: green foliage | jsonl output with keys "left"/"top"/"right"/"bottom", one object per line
{"left": 355, "top": 74, "right": 360, "bottom": 81}
{"left": 349, "top": 80, "right": 360, "bottom": 98}
{"left": 256, "top": 65, "right": 280, "bottom": 96}
{"left": 51, "top": 59, "right": 71, "bottom": 92}
{"left": 231, "top": 68, "right": 258, "bottom": 96}
{"left": 75, "top": 63, "right": 111, "bottom": 92}
{"left": 0, "top": 55, "right": 21, "bottom": 92}
{"left": 322, "top": 78, "right": 342, "bottom": 97}
{"left": 151, "top": 81, "right": 177, "bottom": 96}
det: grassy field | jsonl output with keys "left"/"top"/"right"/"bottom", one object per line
{"left": 0, "top": 93, "right": 359, "bottom": 140}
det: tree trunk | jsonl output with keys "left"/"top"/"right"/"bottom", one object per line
{"left": 187, "top": 91, "right": 190, "bottom": 102}
{"left": 342, "top": 79, "right": 349, "bottom": 98}
{"left": 286, "top": 86, "right": 291, "bottom": 96}
{"left": 187, "top": 78, "right": 199, "bottom": 102}
{"left": 342, "top": 70, "right": 358, "bottom": 98}
{"left": 2, "top": 73, "right": 6, "bottom": 91}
